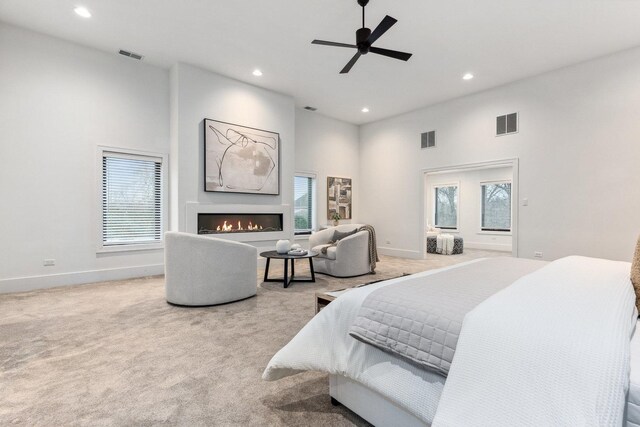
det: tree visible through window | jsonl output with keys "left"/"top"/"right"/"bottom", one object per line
{"left": 434, "top": 186, "right": 458, "bottom": 229}
{"left": 481, "top": 182, "right": 511, "bottom": 232}
{"left": 294, "top": 175, "right": 314, "bottom": 234}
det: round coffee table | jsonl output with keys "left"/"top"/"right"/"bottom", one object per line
{"left": 260, "top": 250, "right": 318, "bottom": 288}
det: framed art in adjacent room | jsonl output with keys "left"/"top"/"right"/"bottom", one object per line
{"left": 327, "top": 176, "right": 352, "bottom": 219}
{"left": 204, "top": 119, "right": 280, "bottom": 195}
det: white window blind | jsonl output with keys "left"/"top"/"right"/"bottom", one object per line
{"left": 294, "top": 175, "right": 314, "bottom": 234}
{"left": 102, "top": 153, "right": 163, "bottom": 246}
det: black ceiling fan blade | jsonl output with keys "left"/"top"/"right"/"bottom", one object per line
{"left": 312, "top": 39, "right": 357, "bottom": 49}
{"left": 367, "top": 15, "right": 397, "bottom": 45}
{"left": 340, "top": 52, "right": 362, "bottom": 74}
{"left": 369, "top": 46, "right": 412, "bottom": 61}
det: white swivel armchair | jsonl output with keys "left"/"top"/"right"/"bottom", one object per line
{"left": 309, "top": 224, "right": 373, "bottom": 278}
{"left": 164, "top": 232, "right": 257, "bottom": 306}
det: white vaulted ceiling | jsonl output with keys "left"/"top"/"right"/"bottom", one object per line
{"left": 1, "top": 0, "right": 640, "bottom": 124}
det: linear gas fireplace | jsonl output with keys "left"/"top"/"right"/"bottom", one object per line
{"left": 198, "top": 213, "right": 283, "bottom": 235}
{"left": 187, "top": 203, "right": 290, "bottom": 242}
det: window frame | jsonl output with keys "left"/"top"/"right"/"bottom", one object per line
{"left": 293, "top": 171, "right": 316, "bottom": 236}
{"left": 479, "top": 180, "right": 512, "bottom": 233}
{"left": 432, "top": 183, "right": 460, "bottom": 231}
{"left": 96, "top": 146, "right": 168, "bottom": 253}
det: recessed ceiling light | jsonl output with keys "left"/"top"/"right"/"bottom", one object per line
{"left": 252, "top": 69, "right": 263, "bottom": 77}
{"left": 462, "top": 73, "right": 474, "bottom": 80}
{"left": 74, "top": 6, "right": 92, "bottom": 18}
{"left": 361, "top": 107, "right": 369, "bottom": 113}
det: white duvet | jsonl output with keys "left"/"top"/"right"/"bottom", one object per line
{"left": 433, "top": 256, "right": 637, "bottom": 426}
{"left": 263, "top": 262, "right": 481, "bottom": 423}
{"left": 263, "top": 256, "right": 637, "bottom": 426}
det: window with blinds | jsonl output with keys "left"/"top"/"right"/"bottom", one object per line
{"left": 101, "top": 152, "right": 163, "bottom": 247}
{"left": 294, "top": 174, "right": 315, "bottom": 234}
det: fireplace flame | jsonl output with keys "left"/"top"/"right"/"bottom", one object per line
{"left": 214, "top": 220, "right": 264, "bottom": 232}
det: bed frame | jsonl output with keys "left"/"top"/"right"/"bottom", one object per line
{"left": 329, "top": 374, "right": 429, "bottom": 427}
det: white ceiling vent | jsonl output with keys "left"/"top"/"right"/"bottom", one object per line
{"left": 497, "top": 112, "right": 518, "bottom": 136}
{"left": 118, "top": 49, "right": 144, "bottom": 60}
{"left": 421, "top": 130, "right": 436, "bottom": 149}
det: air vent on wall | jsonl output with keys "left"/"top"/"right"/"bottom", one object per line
{"left": 304, "top": 106, "right": 318, "bottom": 112}
{"left": 497, "top": 112, "right": 518, "bottom": 136}
{"left": 421, "top": 130, "right": 436, "bottom": 149}
{"left": 118, "top": 49, "right": 144, "bottom": 60}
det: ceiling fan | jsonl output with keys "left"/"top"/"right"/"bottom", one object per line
{"left": 311, "top": 0, "right": 413, "bottom": 74}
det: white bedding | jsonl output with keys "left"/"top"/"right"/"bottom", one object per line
{"left": 628, "top": 321, "right": 640, "bottom": 427}
{"left": 433, "top": 256, "right": 637, "bottom": 426}
{"left": 264, "top": 256, "right": 638, "bottom": 426}
{"left": 263, "top": 261, "right": 487, "bottom": 424}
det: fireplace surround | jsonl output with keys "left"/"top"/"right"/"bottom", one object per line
{"left": 186, "top": 203, "right": 290, "bottom": 242}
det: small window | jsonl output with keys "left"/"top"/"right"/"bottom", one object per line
{"left": 294, "top": 174, "right": 315, "bottom": 235}
{"left": 434, "top": 185, "right": 458, "bottom": 229}
{"left": 101, "top": 150, "right": 164, "bottom": 249}
{"left": 481, "top": 182, "right": 512, "bottom": 232}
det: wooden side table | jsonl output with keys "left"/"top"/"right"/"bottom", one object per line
{"left": 315, "top": 289, "right": 356, "bottom": 314}
{"left": 314, "top": 273, "right": 411, "bottom": 314}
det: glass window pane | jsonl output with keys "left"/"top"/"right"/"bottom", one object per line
{"left": 434, "top": 186, "right": 458, "bottom": 228}
{"left": 481, "top": 183, "right": 511, "bottom": 231}
{"left": 294, "top": 176, "right": 313, "bottom": 232}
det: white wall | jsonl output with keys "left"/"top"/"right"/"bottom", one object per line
{"left": 425, "top": 167, "right": 512, "bottom": 252}
{"left": 0, "top": 23, "right": 169, "bottom": 292}
{"left": 169, "top": 63, "right": 296, "bottom": 253}
{"left": 360, "top": 46, "right": 640, "bottom": 262}
{"left": 295, "top": 108, "right": 360, "bottom": 229}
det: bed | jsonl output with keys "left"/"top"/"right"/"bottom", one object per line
{"left": 263, "top": 256, "right": 639, "bottom": 426}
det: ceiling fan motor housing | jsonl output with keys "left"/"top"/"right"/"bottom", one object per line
{"left": 356, "top": 28, "right": 371, "bottom": 54}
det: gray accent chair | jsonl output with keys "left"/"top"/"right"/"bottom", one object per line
{"left": 309, "top": 224, "right": 372, "bottom": 277}
{"left": 164, "top": 232, "right": 257, "bottom": 306}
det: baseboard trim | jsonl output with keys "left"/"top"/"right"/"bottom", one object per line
{"left": 464, "top": 241, "right": 512, "bottom": 252}
{"left": 377, "top": 247, "right": 423, "bottom": 260}
{"left": 0, "top": 264, "right": 165, "bottom": 294}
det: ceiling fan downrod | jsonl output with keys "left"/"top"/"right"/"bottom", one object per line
{"left": 360, "top": 0, "right": 367, "bottom": 28}
{"left": 357, "top": 0, "right": 371, "bottom": 54}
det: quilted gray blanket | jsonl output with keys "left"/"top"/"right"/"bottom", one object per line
{"left": 349, "top": 257, "right": 544, "bottom": 376}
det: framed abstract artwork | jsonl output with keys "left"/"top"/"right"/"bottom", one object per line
{"left": 204, "top": 119, "right": 280, "bottom": 195}
{"left": 327, "top": 176, "right": 352, "bottom": 219}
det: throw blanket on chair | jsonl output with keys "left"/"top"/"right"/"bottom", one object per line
{"left": 358, "top": 224, "right": 380, "bottom": 272}
{"left": 320, "top": 225, "right": 380, "bottom": 272}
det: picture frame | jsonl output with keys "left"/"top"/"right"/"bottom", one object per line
{"left": 204, "top": 119, "right": 280, "bottom": 195}
{"left": 327, "top": 176, "right": 352, "bottom": 219}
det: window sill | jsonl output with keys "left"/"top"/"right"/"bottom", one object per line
{"left": 97, "top": 243, "right": 164, "bottom": 254}
{"left": 477, "top": 231, "right": 512, "bottom": 236}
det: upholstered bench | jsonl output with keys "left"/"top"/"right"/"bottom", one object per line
{"left": 426, "top": 235, "right": 464, "bottom": 255}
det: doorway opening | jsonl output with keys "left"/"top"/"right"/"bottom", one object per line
{"left": 421, "top": 159, "right": 518, "bottom": 259}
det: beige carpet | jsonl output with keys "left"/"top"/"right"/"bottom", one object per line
{"left": 0, "top": 250, "right": 506, "bottom": 426}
